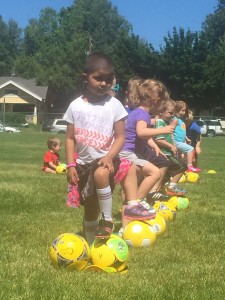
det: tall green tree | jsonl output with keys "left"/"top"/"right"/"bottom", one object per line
{"left": 159, "top": 27, "right": 209, "bottom": 109}
{"left": 202, "top": 0, "right": 225, "bottom": 50}
{"left": 15, "top": 0, "right": 156, "bottom": 109}
{"left": 0, "top": 17, "right": 22, "bottom": 75}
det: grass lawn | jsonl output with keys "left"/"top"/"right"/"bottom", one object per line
{"left": 0, "top": 131, "right": 225, "bottom": 300}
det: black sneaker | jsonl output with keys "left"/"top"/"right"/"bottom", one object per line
{"left": 95, "top": 213, "right": 114, "bottom": 239}
{"left": 147, "top": 191, "right": 170, "bottom": 202}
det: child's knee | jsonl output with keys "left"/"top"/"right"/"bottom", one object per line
{"left": 93, "top": 167, "right": 109, "bottom": 185}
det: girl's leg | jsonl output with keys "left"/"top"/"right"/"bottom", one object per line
{"left": 121, "top": 164, "right": 156, "bottom": 229}
{"left": 94, "top": 166, "right": 112, "bottom": 221}
{"left": 137, "top": 163, "right": 160, "bottom": 199}
{"left": 44, "top": 167, "right": 56, "bottom": 174}
{"left": 150, "top": 166, "right": 168, "bottom": 192}
{"left": 186, "top": 150, "right": 194, "bottom": 166}
{"left": 93, "top": 166, "right": 114, "bottom": 238}
{"left": 83, "top": 196, "right": 99, "bottom": 245}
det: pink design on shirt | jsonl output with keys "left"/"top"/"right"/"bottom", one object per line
{"left": 75, "top": 127, "right": 112, "bottom": 150}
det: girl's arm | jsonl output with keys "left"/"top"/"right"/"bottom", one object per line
{"left": 155, "top": 139, "right": 177, "bottom": 156}
{"left": 136, "top": 120, "right": 176, "bottom": 139}
{"left": 65, "top": 123, "right": 79, "bottom": 184}
{"left": 98, "top": 119, "right": 125, "bottom": 173}
{"left": 148, "top": 138, "right": 166, "bottom": 157}
{"left": 195, "top": 134, "right": 202, "bottom": 155}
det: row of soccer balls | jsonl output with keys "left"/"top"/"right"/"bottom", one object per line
{"left": 50, "top": 196, "right": 189, "bottom": 273}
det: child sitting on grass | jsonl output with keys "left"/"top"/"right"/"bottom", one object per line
{"left": 42, "top": 137, "right": 61, "bottom": 173}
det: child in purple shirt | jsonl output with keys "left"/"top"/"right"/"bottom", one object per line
{"left": 120, "top": 78, "right": 177, "bottom": 207}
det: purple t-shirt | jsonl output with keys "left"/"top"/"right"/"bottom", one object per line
{"left": 122, "top": 107, "right": 151, "bottom": 155}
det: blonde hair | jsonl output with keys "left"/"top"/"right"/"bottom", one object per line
{"left": 127, "top": 78, "right": 170, "bottom": 110}
{"left": 187, "top": 109, "right": 194, "bottom": 121}
{"left": 47, "top": 137, "right": 61, "bottom": 150}
{"left": 126, "top": 77, "right": 144, "bottom": 109}
{"left": 160, "top": 99, "right": 176, "bottom": 113}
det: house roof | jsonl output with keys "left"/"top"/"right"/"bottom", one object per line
{"left": 0, "top": 77, "right": 48, "bottom": 101}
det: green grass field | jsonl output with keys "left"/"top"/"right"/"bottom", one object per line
{"left": 0, "top": 131, "right": 225, "bottom": 300}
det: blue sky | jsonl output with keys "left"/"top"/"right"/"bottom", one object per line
{"left": 0, "top": 0, "right": 218, "bottom": 49}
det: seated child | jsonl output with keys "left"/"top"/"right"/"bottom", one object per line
{"left": 120, "top": 78, "right": 177, "bottom": 204}
{"left": 186, "top": 110, "right": 202, "bottom": 168}
{"left": 154, "top": 99, "right": 187, "bottom": 196}
{"left": 64, "top": 53, "right": 153, "bottom": 245}
{"left": 42, "top": 137, "right": 61, "bottom": 173}
{"left": 174, "top": 100, "right": 201, "bottom": 173}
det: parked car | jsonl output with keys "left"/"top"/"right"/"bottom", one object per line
{"left": 42, "top": 119, "right": 55, "bottom": 132}
{"left": 49, "top": 119, "right": 67, "bottom": 134}
{"left": 0, "top": 121, "right": 22, "bottom": 133}
{"left": 194, "top": 120, "right": 207, "bottom": 136}
{"left": 196, "top": 119, "right": 224, "bottom": 137}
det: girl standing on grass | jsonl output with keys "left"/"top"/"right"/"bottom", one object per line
{"left": 63, "top": 53, "right": 153, "bottom": 245}
{"left": 174, "top": 101, "right": 201, "bottom": 172}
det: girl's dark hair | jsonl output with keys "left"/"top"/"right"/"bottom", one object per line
{"left": 47, "top": 137, "right": 61, "bottom": 150}
{"left": 84, "top": 53, "right": 115, "bottom": 75}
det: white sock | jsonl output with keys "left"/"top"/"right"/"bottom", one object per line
{"left": 96, "top": 186, "right": 112, "bottom": 221}
{"left": 127, "top": 200, "right": 139, "bottom": 206}
{"left": 168, "top": 182, "right": 176, "bottom": 188}
{"left": 83, "top": 219, "right": 98, "bottom": 245}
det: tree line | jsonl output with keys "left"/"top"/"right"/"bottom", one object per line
{"left": 0, "top": 0, "right": 225, "bottom": 115}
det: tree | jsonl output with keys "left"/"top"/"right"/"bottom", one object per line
{"left": 159, "top": 27, "right": 209, "bottom": 109}
{"left": 0, "top": 16, "right": 22, "bottom": 75}
{"left": 15, "top": 0, "right": 155, "bottom": 110}
{"left": 202, "top": 0, "right": 225, "bottom": 50}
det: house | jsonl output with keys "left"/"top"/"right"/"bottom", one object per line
{"left": 0, "top": 76, "right": 49, "bottom": 124}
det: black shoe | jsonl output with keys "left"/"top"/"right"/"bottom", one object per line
{"left": 147, "top": 191, "right": 170, "bottom": 202}
{"left": 95, "top": 213, "right": 114, "bottom": 239}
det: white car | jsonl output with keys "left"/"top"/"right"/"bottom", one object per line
{"left": 0, "top": 122, "right": 22, "bottom": 133}
{"left": 196, "top": 119, "right": 224, "bottom": 137}
{"left": 49, "top": 119, "right": 67, "bottom": 134}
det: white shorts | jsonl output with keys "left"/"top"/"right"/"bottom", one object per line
{"left": 119, "top": 151, "right": 149, "bottom": 167}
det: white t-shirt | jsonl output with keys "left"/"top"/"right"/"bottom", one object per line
{"left": 64, "top": 95, "right": 128, "bottom": 164}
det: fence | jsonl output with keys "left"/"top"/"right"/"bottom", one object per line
{"left": 1, "top": 111, "right": 225, "bottom": 129}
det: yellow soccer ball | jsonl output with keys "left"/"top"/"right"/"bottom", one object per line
{"left": 91, "top": 234, "right": 129, "bottom": 272}
{"left": 56, "top": 164, "right": 67, "bottom": 174}
{"left": 169, "top": 196, "right": 189, "bottom": 210}
{"left": 153, "top": 201, "right": 174, "bottom": 222}
{"left": 123, "top": 221, "right": 156, "bottom": 247}
{"left": 50, "top": 233, "right": 90, "bottom": 271}
{"left": 178, "top": 174, "right": 187, "bottom": 183}
{"left": 186, "top": 172, "right": 199, "bottom": 183}
{"left": 146, "top": 213, "right": 166, "bottom": 236}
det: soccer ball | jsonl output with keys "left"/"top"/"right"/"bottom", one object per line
{"left": 123, "top": 221, "right": 156, "bottom": 247}
{"left": 50, "top": 233, "right": 91, "bottom": 271}
{"left": 56, "top": 164, "right": 67, "bottom": 174}
{"left": 178, "top": 174, "right": 187, "bottom": 183}
{"left": 186, "top": 172, "right": 199, "bottom": 183}
{"left": 91, "top": 234, "right": 129, "bottom": 272}
{"left": 146, "top": 213, "right": 166, "bottom": 236}
{"left": 153, "top": 201, "right": 175, "bottom": 222}
{"left": 169, "top": 196, "right": 189, "bottom": 210}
